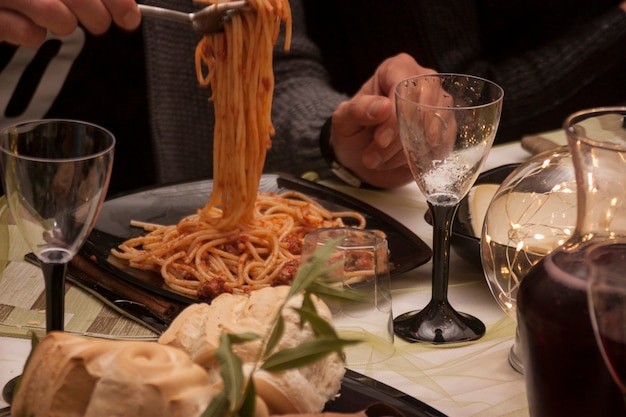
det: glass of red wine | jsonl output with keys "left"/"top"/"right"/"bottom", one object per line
{"left": 587, "top": 241, "right": 626, "bottom": 403}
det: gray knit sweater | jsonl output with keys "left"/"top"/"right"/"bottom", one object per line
{"left": 141, "top": 0, "right": 626, "bottom": 185}
{"left": 141, "top": 0, "right": 344, "bottom": 185}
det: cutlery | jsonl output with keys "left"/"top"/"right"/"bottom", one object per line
{"left": 521, "top": 135, "right": 562, "bottom": 155}
{"left": 138, "top": 1, "right": 248, "bottom": 35}
{"left": 24, "top": 253, "right": 185, "bottom": 334}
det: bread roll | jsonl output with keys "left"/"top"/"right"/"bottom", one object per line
{"left": 12, "top": 287, "right": 345, "bottom": 417}
{"left": 12, "top": 332, "right": 219, "bottom": 417}
{"left": 159, "top": 286, "right": 345, "bottom": 414}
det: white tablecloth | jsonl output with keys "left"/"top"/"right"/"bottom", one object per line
{"left": 1, "top": 136, "right": 562, "bottom": 416}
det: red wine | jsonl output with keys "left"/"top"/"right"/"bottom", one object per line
{"left": 601, "top": 335, "right": 626, "bottom": 393}
{"left": 589, "top": 243, "right": 626, "bottom": 394}
{"left": 517, "top": 249, "right": 626, "bottom": 417}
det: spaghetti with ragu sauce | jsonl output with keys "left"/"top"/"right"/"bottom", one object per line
{"left": 111, "top": 0, "right": 366, "bottom": 300}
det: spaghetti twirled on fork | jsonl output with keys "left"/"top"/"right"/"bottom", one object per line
{"left": 112, "top": 0, "right": 365, "bottom": 299}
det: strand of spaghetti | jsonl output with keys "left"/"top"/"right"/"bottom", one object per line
{"left": 261, "top": 214, "right": 295, "bottom": 242}
{"left": 252, "top": 231, "right": 280, "bottom": 272}
{"left": 120, "top": 229, "right": 223, "bottom": 262}
{"left": 201, "top": 253, "right": 240, "bottom": 287}
{"left": 243, "top": 261, "right": 275, "bottom": 286}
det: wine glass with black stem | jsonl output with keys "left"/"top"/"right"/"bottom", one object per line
{"left": 393, "top": 74, "right": 503, "bottom": 343}
{"left": 0, "top": 119, "right": 114, "bottom": 406}
{"left": 0, "top": 119, "right": 115, "bottom": 333}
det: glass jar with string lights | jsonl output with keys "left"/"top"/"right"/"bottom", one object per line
{"left": 480, "top": 146, "right": 576, "bottom": 373}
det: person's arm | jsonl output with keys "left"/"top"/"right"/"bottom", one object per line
{"left": 267, "top": 0, "right": 349, "bottom": 180}
{"left": 0, "top": 0, "right": 141, "bottom": 47}
{"left": 452, "top": 3, "right": 626, "bottom": 140}
{"left": 269, "top": 1, "right": 431, "bottom": 188}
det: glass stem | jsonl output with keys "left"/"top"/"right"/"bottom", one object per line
{"left": 428, "top": 201, "right": 458, "bottom": 303}
{"left": 41, "top": 262, "right": 68, "bottom": 332}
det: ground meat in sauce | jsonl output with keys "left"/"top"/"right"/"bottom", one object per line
{"left": 283, "top": 233, "right": 302, "bottom": 255}
{"left": 345, "top": 250, "right": 375, "bottom": 272}
{"left": 220, "top": 235, "right": 250, "bottom": 256}
{"left": 197, "top": 277, "right": 232, "bottom": 301}
{"left": 273, "top": 259, "right": 299, "bottom": 286}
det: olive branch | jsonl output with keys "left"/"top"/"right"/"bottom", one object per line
{"left": 203, "top": 236, "right": 365, "bottom": 417}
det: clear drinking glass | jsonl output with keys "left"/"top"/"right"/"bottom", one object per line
{"left": 0, "top": 119, "right": 115, "bottom": 332}
{"left": 301, "top": 227, "right": 395, "bottom": 366}
{"left": 394, "top": 73, "right": 504, "bottom": 343}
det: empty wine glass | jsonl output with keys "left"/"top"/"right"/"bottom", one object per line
{"left": 587, "top": 241, "right": 626, "bottom": 402}
{"left": 0, "top": 119, "right": 115, "bottom": 332}
{"left": 394, "top": 73, "right": 503, "bottom": 343}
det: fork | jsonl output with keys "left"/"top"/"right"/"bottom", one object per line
{"left": 138, "top": 1, "right": 248, "bottom": 36}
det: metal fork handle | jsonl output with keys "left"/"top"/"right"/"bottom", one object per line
{"left": 138, "top": 4, "right": 191, "bottom": 25}
{"left": 138, "top": 2, "right": 248, "bottom": 35}
{"left": 191, "top": 1, "right": 248, "bottom": 34}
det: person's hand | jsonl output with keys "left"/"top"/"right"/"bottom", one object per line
{"left": 397, "top": 75, "right": 458, "bottom": 165}
{"left": 0, "top": 0, "right": 141, "bottom": 47}
{"left": 329, "top": 53, "right": 436, "bottom": 188}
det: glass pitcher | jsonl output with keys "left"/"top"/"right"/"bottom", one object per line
{"left": 517, "top": 107, "right": 626, "bottom": 417}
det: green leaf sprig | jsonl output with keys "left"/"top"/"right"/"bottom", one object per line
{"left": 202, "top": 236, "right": 366, "bottom": 417}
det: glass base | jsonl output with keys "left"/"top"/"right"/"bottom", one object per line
{"left": 393, "top": 303, "right": 486, "bottom": 344}
{"left": 508, "top": 327, "right": 524, "bottom": 374}
{"left": 3, "top": 375, "right": 18, "bottom": 405}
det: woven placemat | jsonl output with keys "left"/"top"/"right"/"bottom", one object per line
{"left": 0, "top": 260, "right": 158, "bottom": 340}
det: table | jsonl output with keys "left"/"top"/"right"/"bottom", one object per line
{"left": 0, "top": 134, "right": 566, "bottom": 416}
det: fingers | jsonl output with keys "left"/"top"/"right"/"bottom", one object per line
{"left": 60, "top": 0, "right": 109, "bottom": 35}
{"left": 102, "top": 0, "right": 141, "bottom": 30}
{"left": 420, "top": 80, "right": 457, "bottom": 159}
{"left": 332, "top": 95, "right": 393, "bottom": 137}
{"left": 61, "top": 0, "right": 141, "bottom": 34}
{"left": 0, "top": 8, "right": 47, "bottom": 46}
{"left": 359, "top": 116, "right": 404, "bottom": 169}
{"left": 332, "top": 94, "right": 410, "bottom": 182}
{"left": 0, "top": 0, "right": 78, "bottom": 41}
{"left": 359, "top": 53, "right": 436, "bottom": 97}
{"left": 362, "top": 144, "right": 406, "bottom": 170}
{"left": 59, "top": 0, "right": 140, "bottom": 33}
{"left": 0, "top": 0, "right": 140, "bottom": 46}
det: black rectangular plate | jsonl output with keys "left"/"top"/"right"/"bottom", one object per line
{"left": 1, "top": 370, "right": 446, "bottom": 417}
{"left": 81, "top": 174, "right": 432, "bottom": 304}
{"left": 327, "top": 370, "right": 447, "bottom": 417}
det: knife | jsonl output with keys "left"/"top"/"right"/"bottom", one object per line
{"left": 24, "top": 253, "right": 186, "bottom": 334}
